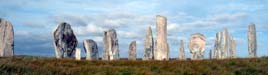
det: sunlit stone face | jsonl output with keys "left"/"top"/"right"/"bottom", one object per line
{"left": 189, "top": 34, "right": 206, "bottom": 53}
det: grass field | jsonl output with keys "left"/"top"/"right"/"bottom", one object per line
{"left": 0, "top": 56, "right": 267, "bottom": 75}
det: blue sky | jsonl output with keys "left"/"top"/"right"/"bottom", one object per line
{"left": 0, "top": 0, "right": 268, "bottom": 58}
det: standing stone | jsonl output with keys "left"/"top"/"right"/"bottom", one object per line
{"left": 53, "top": 22, "right": 78, "bottom": 58}
{"left": 155, "top": 15, "right": 169, "bottom": 60}
{"left": 214, "top": 32, "right": 223, "bottom": 59}
{"left": 103, "top": 29, "right": 119, "bottom": 60}
{"left": 229, "top": 36, "right": 236, "bottom": 58}
{"left": 223, "top": 28, "right": 229, "bottom": 58}
{"left": 143, "top": 27, "right": 154, "bottom": 60}
{"left": 75, "top": 48, "right": 81, "bottom": 60}
{"left": 128, "top": 41, "right": 136, "bottom": 60}
{"left": 83, "top": 39, "right": 99, "bottom": 60}
{"left": 188, "top": 33, "right": 206, "bottom": 60}
{"left": 0, "top": 18, "right": 14, "bottom": 57}
{"left": 178, "top": 40, "right": 185, "bottom": 60}
{"left": 248, "top": 24, "right": 257, "bottom": 58}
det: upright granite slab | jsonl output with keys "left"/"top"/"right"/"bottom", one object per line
{"left": 103, "top": 29, "right": 119, "bottom": 60}
{"left": 155, "top": 15, "right": 169, "bottom": 60}
{"left": 178, "top": 40, "right": 185, "bottom": 60}
{"left": 129, "top": 41, "right": 136, "bottom": 60}
{"left": 53, "top": 22, "right": 78, "bottom": 58}
{"left": 83, "top": 39, "right": 99, "bottom": 60}
{"left": 143, "top": 26, "right": 154, "bottom": 60}
{"left": 248, "top": 24, "right": 257, "bottom": 58}
{"left": 0, "top": 18, "right": 14, "bottom": 57}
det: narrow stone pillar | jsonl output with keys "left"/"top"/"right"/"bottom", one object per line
{"left": 129, "top": 41, "right": 136, "bottom": 60}
{"left": 155, "top": 15, "right": 169, "bottom": 60}
{"left": 229, "top": 36, "right": 236, "bottom": 58}
{"left": 75, "top": 48, "right": 81, "bottom": 60}
{"left": 248, "top": 24, "right": 257, "bottom": 58}
{"left": 178, "top": 40, "right": 185, "bottom": 60}
{"left": 143, "top": 26, "right": 154, "bottom": 60}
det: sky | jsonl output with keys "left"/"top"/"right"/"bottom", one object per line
{"left": 0, "top": 0, "right": 268, "bottom": 58}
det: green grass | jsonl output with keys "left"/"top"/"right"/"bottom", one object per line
{"left": 0, "top": 56, "right": 268, "bottom": 75}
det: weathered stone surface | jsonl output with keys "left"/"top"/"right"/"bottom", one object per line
{"left": 53, "top": 22, "right": 78, "bottom": 58}
{"left": 155, "top": 15, "right": 169, "bottom": 60}
{"left": 212, "top": 28, "right": 236, "bottom": 59}
{"left": 83, "top": 39, "right": 99, "bottom": 60}
{"left": 103, "top": 29, "right": 119, "bottom": 60}
{"left": 223, "top": 28, "right": 229, "bottom": 58}
{"left": 188, "top": 33, "right": 206, "bottom": 60}
{"left": 75, "top": 48, "right": 81, "bottom": 60}
{"left": 178, "top": 40, "right": 185, "bottom": 60}
{"left": 229, "top": 36, "right": 236, "bottom": 58}
{"left": 213, "top": 32, "right": 223, "bottom": 59}
{"left": 0, "top": 18, "right": 14, "bottom": 57}
{"left": 248, "top": 24, "right": 257, "bottom": 58}
{"left": 128, "top": 41, "right": 136, "bottom": 60}
{"left": 143, "top": 27, "right": 154, "bottom": 60}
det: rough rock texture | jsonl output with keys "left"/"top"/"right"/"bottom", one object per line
{"left": 53, "top": 22, "right": 78, "bottom": 58}
{"left": 128, "top": 41, "right": 136, "bottom": 60}
{"left": 155, "top": 15, "right": 169, "bottom": 60}
{"left": 223, "top": 28, "right": 229, "bottom": 58}
{"left": 229, "top": 36, "right": 236, "bottom": 58}
{"left": 178, "top": 40, "right": 185, "bottom": 60}
{"left": 248, "top": 24, "right": 257, "bottom": 58}
{"left": 212, "top": 28, "right": 236, "bottom": 59}
{"left": 143, "top": 27, "right": 154, "bottom": 60}
{"left": 0, "top": 18, "right": 14, "bottom": 57}
{"left": 103, "top": 29, "right": 119, "bottom": 60}
{"left": 75, "top": 48, "right": 81, "bottom": 60}
{"left": 83, "top": 39, "right": 99, "bottom": 60}
{"left": 188, "top": 33, "right": 206, "bottom": 60}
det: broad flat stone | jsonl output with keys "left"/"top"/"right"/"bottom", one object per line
{"left": 103, "top": 29, "right": 119, "bottom": 60}
{"left": 83, "top": 39, "right": 99, "bottom": 60}
{"left": 53, "top": 22, "right": 78, "bottom": 58}
{"left": 188, "top": 33, "right": 206, "bottom": 60}
{"left": 0, "top": 18, "right": 14, "bottom": 57}
{"left": 155, "top": 15, "right": 169, "bottom": 60}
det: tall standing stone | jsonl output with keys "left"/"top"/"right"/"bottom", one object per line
{"left": 75, "top": 48, "right": 81, "bottom": 60}
{"left": 103, "top": 29, "right": 119, "bottom": 60}
{"left": 188, "top": 33, "right": 206, "bottom": 60}
{"left": 129, "top": 41, "right": 136, "bottom": 60}
{"left": 248, "top": 24, "right": 257, "bottom": 58}
{"left": 223, "top": 28, "right": 229, "bottom": 58}
{"left": 213, "top": 32, "right": 223, "bottom": 59}
{"left": 143, "top": 27, "right": 154, "bottom": 60}
{"left": 0, "top": 18, "right": 14, "bottom": 57}
{"left": 83, "top": 39, "right": 99, "bottom": 60}
{"left": 155, "top": 15, "right": 169, "bottom": 60}
{"left": 229, "top": 36, "right": 236, "bottom": 58}
{"left": 53, "top": 22, "right": 78, "bottom": 58}
{"left": 178, "top": 40, "right": 185, "bottom": 60}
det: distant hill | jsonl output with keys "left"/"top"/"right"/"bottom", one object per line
{"left": 0, "top": 56, "right": 267, "bottom": 75}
